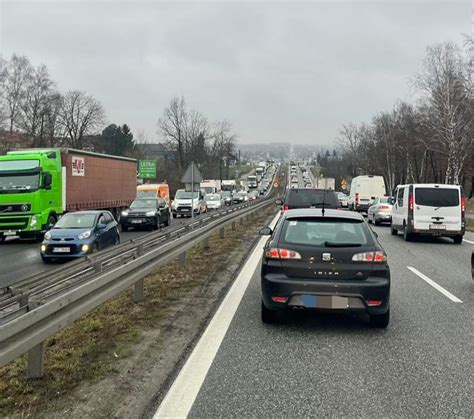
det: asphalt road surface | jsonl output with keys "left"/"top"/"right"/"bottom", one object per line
{"left": 156, "top": 221, "right": 474, "bottom": 417}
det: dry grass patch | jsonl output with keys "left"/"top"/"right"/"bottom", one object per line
{"left": 0, "top": 206, "right": 276, "bottom": 417}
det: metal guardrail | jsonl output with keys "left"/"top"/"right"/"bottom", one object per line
{"left": 0, "top": 167, "right": 284, "bottom": 378}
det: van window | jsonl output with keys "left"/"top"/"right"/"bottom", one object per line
{"left": 397, "top": 188, "right": 404, "bottom": 207}
{"left": 415, "top": 188, "right": 459, "bottom": 207}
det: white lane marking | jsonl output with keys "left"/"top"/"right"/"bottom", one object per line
{"left": 463, "top": 238, "right": 474, "bottom": 244}
{"left": 154, "top": 212, "right": 281, "bottom": 418}
{"left": 407, "top": 266, "right": 463, "bottom": 303}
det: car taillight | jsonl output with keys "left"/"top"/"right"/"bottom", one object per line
{"left": 379, "top": 205, "right": 390, "bottom": 209}
{"left": 352, "top": 251, "right": 386, "bottom": 262}
{"left": 266, "top": 248, "right": 302, "bottom": 259}
{"left": 283, "top": 205, "right": 289, "bottom": 211}
{"left": 461, "top": 196, "right": 465, "bottom": 216}
{"left": 355, "top": 193, "right": 359, "bottom": 204}
{"left": 408, "top": 195, "right": 414, "bottom": 213}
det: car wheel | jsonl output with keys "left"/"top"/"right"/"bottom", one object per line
{"left": 390, "top": 224, "right": 398, "bottom": 235}
{"left": 172, "top": 214, "right": 177, "bottom": 219}
{"left": 261, "top": 301, "right": 280, "bottom": 324}
{"left": 0, "top": 235, "right": 5, "bottom": 244}
{"left": 121, "top": 224, "right": 128, "bottom": 232}
{"left": 41, "top": 254, "right": 52, "bottom": 264}
{"left": 374, "top": 218, "right": 380, "bottom": 226}
{"left": 453, "top": 235, "right": 463, "bottom": 244}
{"left": 369, "top": 308, "right": 390, "bottom": 328}
{"left": 164, "top": 216, "right": 170, "bottom": 227}
{"left": 91, "top": 242, "right": 99, "bottom": 253}
{"left": 155, "top": 217, "right": 161, "bottom": 230}
{"left": 367, "top": 214, "right": 372, "bottom": 224}
{"left": 403, "top": 225, "right": 412, "bottom": 242}
{"left": 114, "top": 234, "right": 120, "bottom": 245}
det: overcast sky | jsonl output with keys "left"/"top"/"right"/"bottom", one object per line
{"left": 0, "top": 1, "right": 470, "bottom": 145}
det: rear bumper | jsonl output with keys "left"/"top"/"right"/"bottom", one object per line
{"left": 410, "top": 227, "right": 464, "bottom": 236}
{"left": 262, "top": 274, "right": 390, "bottom": 315}
{"left": 355, "top": 203, "right": 370, "bottom": 211}
{"left": 374, "top": 212, "right": 392, "bottom": 221}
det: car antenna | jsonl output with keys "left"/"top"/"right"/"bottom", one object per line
{"left": 321, "top": 188, "right": 326, "bottom": 216}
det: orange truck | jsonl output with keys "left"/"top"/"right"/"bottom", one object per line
{"left": 136, "top": 183, "right": 170, "bottom": 205}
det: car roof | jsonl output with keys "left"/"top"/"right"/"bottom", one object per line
{"left": 67, "top": 211, "right": 103, "bottom": 215}
{"left": 396, "top": 183, "right": 461, "bottom": 189}
{"left": 284, "top": 208, "right": 365, "bottom": 220}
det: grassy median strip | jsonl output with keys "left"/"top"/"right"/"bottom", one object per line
{"left": 0, "top": 205, "right": 277, "bottom": 417}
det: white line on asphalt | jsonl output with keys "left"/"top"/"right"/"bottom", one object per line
{"left": 154, "top": 211, "right": 281, "bottom": 418}
{"left": 407, "top": 266, "right": 463, "bottom": 303}
{"left": 463, "top": 238, "right": 474, "bottom": 244}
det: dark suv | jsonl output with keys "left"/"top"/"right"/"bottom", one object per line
{"left": 259, "top": 208, "right": 390, "bottom": 328}
{"left": 277, "top": 188, "right": 340, "bottom": 212}
{"left": 121, "top": 198, "right": 170, "bottom": 231}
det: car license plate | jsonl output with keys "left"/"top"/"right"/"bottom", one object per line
{"left": 430, "top": 224, "right": 446, "bottom": 230}
{"left": 131, "top": 219, "right": 143, "bottom": 224}
{"left": 53, "top": 247, "right": 70, "bottom": 253}
{"left": 4, "top": 231, "right": 16, "bottom": 236}
{"left": 181, "top": 209, "right": 189, "bottom": 212}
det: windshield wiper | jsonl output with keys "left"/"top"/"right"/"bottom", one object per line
{"left": 324, "top": 242, "right": 362, "bottom": 247}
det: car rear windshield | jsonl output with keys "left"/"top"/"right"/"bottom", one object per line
{"left": 285, "top": 189, "right": 339, "bottom": 208}
{"left": 280, "top": 217, "right": 371, "bottom": 247}
{"left": 415, "top": 188, "right": 459, "bottom": 207}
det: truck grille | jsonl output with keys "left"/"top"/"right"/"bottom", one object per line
{"left": 0, "top": 203, "right": 31, "bottom": 214}
{"left": 0, "top": 217, "right": 29, "bottom": 231}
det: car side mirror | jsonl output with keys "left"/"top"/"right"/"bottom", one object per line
{"left": 97, "top": 223, "right": 107, "bottom": 230}
{"left": 391, "top": 197, "right": 396, "bottom": 205}
{"left": 275, "top": 199, "right": 283, "bottom": 205}
{"left": 259, "top": 226, "right": 272, "bottom": 236}
{"left": 372, "top": 230, "right": 379, "bottom": 238}
{"left": 43, "top": 173, "right": 52, "bottom": 190}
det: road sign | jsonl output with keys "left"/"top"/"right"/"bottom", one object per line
{"left": 181, "top": 161, "right": 203, "bottom": 184}
{"left": 138, "top": 160, "right": 156, "bottom": 179}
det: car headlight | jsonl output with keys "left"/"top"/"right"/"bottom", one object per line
{"left": 146, "top": 211, "right": 156, "bottom": 217}
{"left": 121, "top": 211, "right": 129, "bottom": 217}
{"left": 30, "top": 215, "right": 37, "bottom": 227}
{"left": 171, "top": 201, "right": 176, "bottom": 209}
{"left": 193, "top": 202, "right": 199, "bottom": 208}
{"left": 40, "top": 244, "right": 46, "bottom": 252}
{"left": 78, "top": 230, "right": 92, "bottom": 240}
{"left": 44, "top": 231, "right": 51, "bottom": 240}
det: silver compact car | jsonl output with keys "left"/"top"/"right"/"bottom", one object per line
{"left": 367, "top": 197, "right": 393, "bottom": 225}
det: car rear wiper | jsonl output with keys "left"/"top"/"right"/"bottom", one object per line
{"left": 324, "top": 242, "right": 362, "bottom": 247}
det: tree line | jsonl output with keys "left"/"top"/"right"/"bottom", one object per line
{"left": 334, "top": 39, "right": 473, "bottom": 197}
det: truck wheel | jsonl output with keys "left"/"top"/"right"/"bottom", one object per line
{"left": 453, "top": 235, "right": 463, "bottom": 244}
{"left": 46, "top": 215, "right": 57, "bottom": 230}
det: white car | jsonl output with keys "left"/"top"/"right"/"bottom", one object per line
{"left": 204, "top": 193, "right": 224, "bottom": 210}
{"left": 391, "top": 184, "right": 465, "bottom": 244}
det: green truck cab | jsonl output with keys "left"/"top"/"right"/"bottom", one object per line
{"left": 0, "top": 149, "right": 61, "bottom": 242}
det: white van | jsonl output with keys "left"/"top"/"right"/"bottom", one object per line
{"left": 348, "top": 175, "right": 386, "bottom": 212}
{"left": 391, "top": 184, "right": 465, "bottom": 244}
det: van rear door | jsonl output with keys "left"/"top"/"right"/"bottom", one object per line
{"left": 413, "top": 186, "right": 461, "bottom": 232}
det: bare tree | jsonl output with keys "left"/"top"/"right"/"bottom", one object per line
{"left": 19, "top": 64, "right": 54, "bottom": 142}
{"left": 2, "top": 54, "right": 33, "bottom": 133}
{"left": 58, "top": 90, "right": 105, "bottom": 149}
{"left": 158, "top": 96, "right": 188, "bottom": 170}
{"left": 42, "top": 92, "right": 66, "bottom": 147}
{"left": 415, "top": 42, "right": 473, "bottom": 184}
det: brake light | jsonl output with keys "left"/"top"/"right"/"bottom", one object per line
{"left": 266, "top": 248, "right": 302, "bottom": 259}
{"left": 352, "top": 251, "right": 386, "bottom": 262}
{"left": 355, "top": 192, "right": 359, "bottom": 205}
{"left": 272, "top": 296, "right": 288, "bottom": 303}
{"left": 461, "top": 196, "right": 465, "bottom": 216}
{"left": 283, "top": 205, "right": 289, "bottom": 212}
{"left": 408, "top": 195, "right": 414, "bottom": 213}
{"left": 366, "top": 300, "right": 382, "bottom": 307}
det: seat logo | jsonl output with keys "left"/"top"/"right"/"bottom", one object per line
{"left": 322, "top": 253, "right": 331, "bottom": 261}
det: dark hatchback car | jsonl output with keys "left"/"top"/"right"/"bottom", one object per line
{"left": 121, "top": 198, "right": 170, "bottom": 231}
{"left": 40, "top": 211, "right": 120, "bottom": 263}
{"left": 277, "top": 188, "right": 341, "bottom": 212}
{"left": 259, "top": 209, "right": 390, "bottom": 328}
